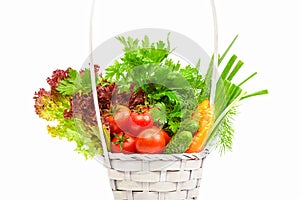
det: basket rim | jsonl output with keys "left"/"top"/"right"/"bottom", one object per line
{"left": 94, "top": 150, "right": 209, "bottom": 163}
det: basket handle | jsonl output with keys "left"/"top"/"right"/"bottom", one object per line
{"left": 88, "top": 0, "right": 219, "bottom": 167}
{"left": 210, "top": 0, "right": 219, "bottom": 105}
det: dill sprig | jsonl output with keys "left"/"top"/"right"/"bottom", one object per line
{"left": 216, "top": 105, "right": 238, "bottom": 154}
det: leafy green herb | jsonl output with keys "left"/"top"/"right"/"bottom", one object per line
{"left": 104, "top": 35, "right": 207, "bottom": 136}
{"left": 57, "top": 68, "right": 101, "bottom": 95}
{"left": 215, "top": 106, "right": 237, "bottom": 154}
{"left": 150, "top": 102, "right": 167, "bottom": 124}
{"left": 105, "top": 35, "right": 171, "bottom": 85}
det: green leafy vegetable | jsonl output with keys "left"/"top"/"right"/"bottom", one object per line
{"left": 104, "top": 35, "right": 207, "bottom": 136}
{"left": 57, "top": 68, "right": 101, "bottom": 96}
{"left": 150, "top": 102, "right": 167, "bottom": 124}
{"left": 34, "top": 68, "right": 106, "bottom": 159}
{"left": 105, "top": 35, "right": 171, "bottom": 86}
{"left": 47, "top": 118, "right": 104, "bottom": 158}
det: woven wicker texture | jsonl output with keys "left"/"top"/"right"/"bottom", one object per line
{"left": 106, "top": 153, "right": 206, "bottom": 200}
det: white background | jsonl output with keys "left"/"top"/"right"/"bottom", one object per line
{"left": 0, "top": 0, "right": 299, "bottom": 199}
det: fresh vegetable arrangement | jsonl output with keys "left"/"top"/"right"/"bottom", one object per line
{"left": 34, "top": 34, "right": 268, "bottom": 159}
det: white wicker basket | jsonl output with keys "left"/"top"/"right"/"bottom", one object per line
{"left": 95, "top": 152, "right": 208, "bottom": 200}
{"left": 89, "top": 1, "right": 219, "bottom": 199}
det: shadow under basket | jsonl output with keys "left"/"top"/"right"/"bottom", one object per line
{"left": 96, "top": 152, "right": 208, "bottom": 200}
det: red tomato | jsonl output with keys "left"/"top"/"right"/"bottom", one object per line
{"left": 113, "top": 105, "right": 131, "bottom": 132}
{"left": 130, "top": 109, "right": 153, "bottom": 127}
{"left": 136, "top": 127, "right": 166, "bottom": 154}
{"left": 127, "top": 109, "right": 154, "bottom": 136}
{"left": 111, "top": 132, "right": 136, "bottom": 154}
{"left": 105, "top": 115, "right": 122, "bottom": 134}
{"left": 150, "top": 127, "right": 170, "bottom": 144}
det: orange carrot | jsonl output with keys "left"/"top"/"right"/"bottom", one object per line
{"left": 186, "top": 99, "right": 214, "bottom": 153}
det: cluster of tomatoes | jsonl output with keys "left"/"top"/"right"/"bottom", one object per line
{"left": 103, "top": 105, "right": 170, "bottom": 154}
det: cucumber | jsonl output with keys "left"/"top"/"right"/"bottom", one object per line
{"left": 164, "top": 131, "right": 193, "bottom": 154}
